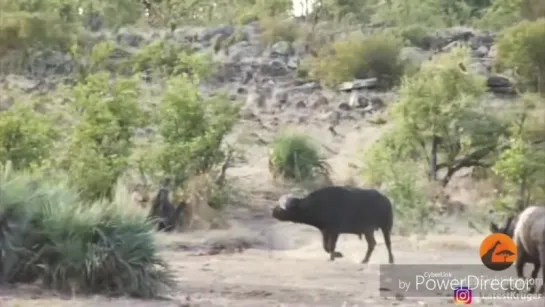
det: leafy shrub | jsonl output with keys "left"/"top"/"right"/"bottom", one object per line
{"left": 362, "top": 127, "right": 432, "bottom": 233}
{"left": 143, "top": 75, "right": 241, "bottom": 186}
{"left": 0, "top": 11, "right": 75, "bottom": 56}
{"left": 478, "top": 0, "right": 545, "bottom": 30}
{"left": 399, "top": 25, "right": 434, "bottom": 50}
{"left": 129, "top": 39, "right": 217, "bottom": 79}
{"left": 372, "top": 0, "right": 473, "bottom": 28}
{"left": 259, "top": 17, "right": 301, "bottom": 46}
{"left": 496, "top": 18, "right": 545, "bottom": 93}
{"left": 309, "top": 32, "right": 404, "bottom": 88}
{"left": 53, "top": 72, "right": 146, "bottom": 201}
{"left": 268, "top": 134, "right": 330, "bottom": 182}
{"left": 492, "top": 93, "right": 545, "bottom": 209}
{"left": 0, "top": 162, "right": 174, "bottom": 296}
{"left": 0, "top": 101, "right": 57, "bottom": 170}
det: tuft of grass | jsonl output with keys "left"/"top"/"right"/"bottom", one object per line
{"left": 0, "top": 161, "right": 175, "bottom": 298}
{"left": 268, "top": 134, "right": 330, "bottom": 182}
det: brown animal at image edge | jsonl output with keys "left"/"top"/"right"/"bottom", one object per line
{"left": 490, "top": 206, "right": 545, "bottom": 294}
{"left": 272, "top": 186, "right": 394, "bottom": 264}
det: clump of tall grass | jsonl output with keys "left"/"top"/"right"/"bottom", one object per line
{"left": 0, "top": 161, "right": 175, "bottom": 298}
{"left": 268, "top": 134, "right": 330, "bottom": 182}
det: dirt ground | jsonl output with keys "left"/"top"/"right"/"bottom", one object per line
{"left": 1, "top": 205, "right": 543, "bottom": 307}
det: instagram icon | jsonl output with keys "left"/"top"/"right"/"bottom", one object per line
{"left": 454, "top": 286, "right": 472, "bottom": 305}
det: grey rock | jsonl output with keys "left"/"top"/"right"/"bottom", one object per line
{"left": 338, "top": 102, "right": 351, "bottom": 111}
{"left": 400, "top": 47, "right": 431, "bottom": 67}
{"left": 26, "top": 51, "right": 75, "bottom": 77}
{"left": 338, "top": 78, "right": 378, "bottom": 91}
{"left": 116, "top": 29, "right": 145, "bottom": 47}
{"left": 473, "top": 45, "right": 489, "bottom": 58}
{"left": 487, "top": 75, "right": 512, "bottom": 88}
{"left": 245, "top": 91, "right": 267, "bottom": 109}
{"left": 295, "top": 100, "right": 306, "bottom": 108}
{"left": 260, "top": 60, "right": 290, "bottom": 77}
{"left": 349, "top": 92, "right": 369, "bottom": 108}
{"left": 270, "top": 41, "right": 294, "bottom": 58}
{"left": 308, "top": 93, "right": 328, "bottom": 109}
{"left": 287, "top": 57, "right": 299, "bottom": 69}
{"left": 200, "top": 25, "right": 235, "bottom": 42}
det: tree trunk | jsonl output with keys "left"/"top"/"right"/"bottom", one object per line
{"left": 429, "top": 135, "right": 439, "bottom": 181}
{"left": 516, "top": 174, "right": 529, "bottom": 211}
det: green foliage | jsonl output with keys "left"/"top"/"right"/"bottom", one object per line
{"left": 492, "top": 93, "right": 545, "bottom": 209}
{"left": 0, "top": 101, "right": 57, "bottom": 170}
{"left": 368, "top": 46, "right": 506, "bottom": 186}
{"left": 55, "top": 72, "right": 146, "bottom": 201}
{"left": 0, "top": 11, "right": 75, "bottom": 55}
{"left": 144, "top": 75, "right": 241, "bottom": 186}
{"left": 398, "top": 24, "right": 434, "bottom": 50}
{"left": 268, "top": 134, "right": 330, "bottom": 182}
{"left": 309, "top": 32, "right": 404, "bottom": 88}
{"left": 372, "top": 0, "right": 474, "bottom": 27}
{"left": 496, "top": 18, "right": 545, "bottom": 93}
{"left": 129, "top": 40, "right": 217, "bottom": 79}
{"left": 477, "top": 0, "right": 545, "bottom": 30}
{"left": 70, "top": 40, "right": 117, "bottom": 80}
{"left": 393, "top": 46, "right": 487, "bottom": 147}
{"left": 362, "top": 127, "right": 431, "bottom": 232}
{"left": 0, "top": 162, "right": 174, "bottom": 296}
{"left": 258, "top": 17, "right": 301, "bottom": 46}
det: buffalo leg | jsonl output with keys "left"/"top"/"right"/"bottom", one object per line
{"left": 381, "top": 226, "right": 394, "bottom": 264}
{"left": 361, "top": 230, "right": 376, "bottom": 264}
{"left": 320, "top": 230, "right": 343, "bottom": 259}
{"left": 528, "top": 262, "right": 540, "bottom": 293}
{"left": 326, "top": 232, "right": 340, "bottom": 261}
{"left": 537, "top": 245, "right": 545, "bottom": 294}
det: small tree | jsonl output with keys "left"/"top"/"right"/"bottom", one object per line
{"left": 492, "top": 93, "right": 545, "bottom": 211}
{"left": 146, "top": 75, "right": 241, "bottom": 186}
{"left": 496, "top": 18, "right": 545, "bottom": 94}
{"left": 391, "top": 46, "right": 506, "bottom": 186}
{"left": 56, "top": 72, "right": 146, "bottom": 201}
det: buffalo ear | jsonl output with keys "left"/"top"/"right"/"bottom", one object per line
{"left": 490, "top": 222, "right": 500, "bottom": 233}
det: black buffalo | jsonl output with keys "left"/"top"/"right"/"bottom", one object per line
{"left": 272, "top": 186, "right": 394, "bottom": 264}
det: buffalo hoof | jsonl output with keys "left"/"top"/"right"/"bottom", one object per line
{"left": 328, "top": 252, "right": 343, "bottom": 261}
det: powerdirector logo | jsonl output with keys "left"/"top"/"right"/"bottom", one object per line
{"left": 379, "top": 264, "right": 544, "bottom": 298}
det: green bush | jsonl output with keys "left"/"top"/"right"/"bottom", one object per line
{"left": 129, "top": 39, "right": 217, "bottom": 79}
{"left": 309, "top": 32, "right": 404, "bottom": 88}
{"left": 268, "top": 134, "right": 330, "bottom": 182}
{"left": 399, "top": 25, "right": 434, "bottom": 50}
{"left": 0, "top": 162, "right": 174, "bottom": 296}
{"left": 142, "top": 75, "right": 241, "bottom": 186}
{"left": 496, "top": 18, "right": 545, "bottom": 93}
{"left": 259, "top": 17, "right": 301, "bottom": 46}
{"left": 477, "top": 0, "right": 545, "bottom": 30}
{"left": 0, "top": 101, "right": 57, "bottom": 170}
{"left": 0, "top": 11, "right": 75, "bottom": 56}
{"left": 53, "top": 72, "right": 146, "bottom": 201}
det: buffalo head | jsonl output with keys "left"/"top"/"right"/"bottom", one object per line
{"left": 272, "top": 194, "right": 302, "bottom": 222}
